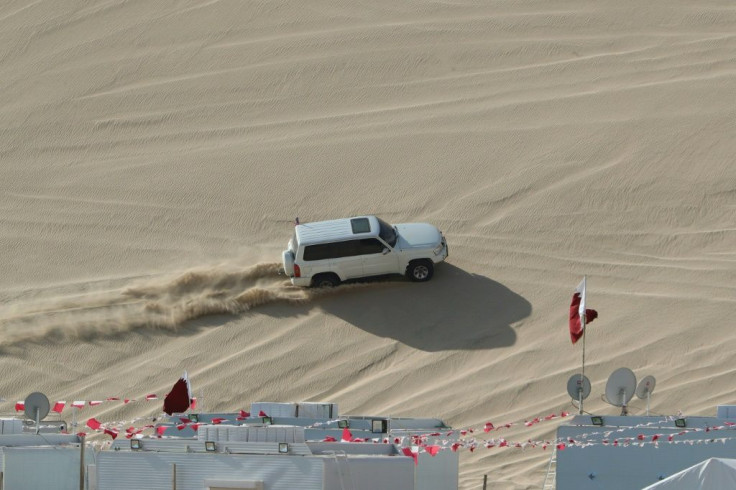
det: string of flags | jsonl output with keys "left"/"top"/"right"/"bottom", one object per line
{"left": 25, "top": 397, "right": 735, "bottom": 459}
{"left": 13, "top": 371, "right": 731, "bottom": 459}
{"left": 14, "top": 395, "right": 196, "bottom": 414}
{"left": 59, "top": 413, "right": 736, "bottom": 460}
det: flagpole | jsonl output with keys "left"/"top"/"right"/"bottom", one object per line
{"left": 579, "top": 276, "right": 587, "bottom": 415}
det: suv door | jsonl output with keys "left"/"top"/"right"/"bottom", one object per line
{"left": 328, "top": 240, "right": 365, "bottom": 280}
{"left": 360, "top": 238, "right": 399, "bottom": 277}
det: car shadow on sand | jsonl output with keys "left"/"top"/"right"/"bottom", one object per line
{"left": 313, "top": 263, "right": 530, "bottom": 352}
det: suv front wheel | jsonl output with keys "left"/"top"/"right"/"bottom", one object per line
{"left": 406, "top": 260, "right": 434, "bottom": 282}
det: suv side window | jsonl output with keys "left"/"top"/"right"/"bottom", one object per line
{"left": 303, "top": 243, "right": 331, "bottom": 261}
{"left": 304, "top": 240, "right": 364, "bottom": 261}
{"left": 331, "top": 240, "right": 360, "bottom": 258}
{"left": 358, "top": 238, "right": 385, "bottom": 255}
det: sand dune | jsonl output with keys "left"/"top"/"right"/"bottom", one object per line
{"left": 1, "top": 1, "right": 735, "bottom": 488}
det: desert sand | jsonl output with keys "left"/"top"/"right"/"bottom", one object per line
{"left": 1, "top": 1, "right": 735, "bottom": 488}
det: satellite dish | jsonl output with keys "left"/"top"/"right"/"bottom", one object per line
{"left": 605, "top": 368, "right": 636, "bottom": 411}
{"left": 24, "top": 392, "right": 50, "bottom": 434}
{"left": 567, "top": 374, "right": 591, "bottom": 400}
{"left": 24, "top": 392, "right": 50, "bottom": 421}
{"left": 636, "top": 376, "right": 656, "bottom": 399}
{"left": 636, "top": 375, "right": 657, "bottom": 416}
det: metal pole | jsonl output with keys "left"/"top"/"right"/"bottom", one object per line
{"left": 172, "top": 463, "right": 176, "bottom": 490}
{"left": 35, "top": 407, "right": 40, "bottom": 435}
{"left": 578, "top": 386, "right": 583, "bottom": 414}
{"left": 79, "top": 435, "right": 85, "bottom": 490}
{"left": 483, "top": 474, "right": 488, "bottom": 490}
{"left": 579, "top": 276, "right": 587, "bottom": 415}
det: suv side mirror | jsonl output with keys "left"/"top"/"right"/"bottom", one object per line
{"left": 382, "top": 247, "right": 390, "bottom": 255}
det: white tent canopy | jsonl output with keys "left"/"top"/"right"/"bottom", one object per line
{"left": 643, "top": 458, "right": 736, "bottom": 489}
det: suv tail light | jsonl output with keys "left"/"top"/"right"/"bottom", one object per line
{"left": 293, "top": 263, "right": 301, "bottom": 277}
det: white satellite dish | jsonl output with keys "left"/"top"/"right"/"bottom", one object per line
{"left": 636, "top": 375, "right": 657, "bottom": 416}
{"left": 24, "top": 392, "right": 50, "bottom": 434}
{"left": 567, "top": 374, "right": 591, "bottom": 400}
{"left": 567, "top": 374, "right": 592, "bottom": 414}
{"left": 605, "top": 368, "right": 636, "bottom": 415}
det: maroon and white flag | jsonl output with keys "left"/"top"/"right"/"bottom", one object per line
{"left": 53, "top": 401, "right": 66, "bottom": 413}
{"left": 103, "top": 428, "right": 119, "bottom": 439}
{"left": 341, "top": 428, "right": 353, "bottom": 442}
{"left": 163, "top": 371, "right": 193, "bottom": 415}
{"left": 569, "top": 277, "right": 598, "bottom": 344}
{"left": 402, "top": 447, "right": 419, "bottom": 466}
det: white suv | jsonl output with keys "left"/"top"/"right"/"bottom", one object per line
{"left": 282, "top": 216, "right": 448, "bottom": 287}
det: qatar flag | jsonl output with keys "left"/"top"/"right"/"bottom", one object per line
{"left": 104, "top": 428, "right": 119, "bottom": 439}
{"left": 341, "top": 428, "right": 353, "bottom": 442}
{"left": 53, "top": 401, "right": 66, "bottom": 413}
{"left": 569, "top": 278, "right": 598, "bottom": 344}
{"left": 163, "top": 372, "right": 193, "bottom": 415}
{"left": 426, "top": 445, "right": 441, "bottom": 457}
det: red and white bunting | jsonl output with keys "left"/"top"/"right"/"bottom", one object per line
{"left": 3, "top": 394, "right": 179, "bottom": 415}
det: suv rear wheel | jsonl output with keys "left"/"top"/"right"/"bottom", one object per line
{"left": 312, "top": 273, "right": 341, "bottom": 288}
{"left": 406, "top": 260, "right": 434, "bottom": 282}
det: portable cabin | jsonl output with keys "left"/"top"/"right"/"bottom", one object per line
{"left": 0, "top": 419, "right": 88, "bottom": 490}
{"left": 553, "top": 407, "right": 736, "bottom": 489}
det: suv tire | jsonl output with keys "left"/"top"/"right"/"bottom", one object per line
{"left": 406, "top": 260, "right": 434, "bottom": 282}
{"left": 312, "top": 273, "right": 341, "bottom": 288}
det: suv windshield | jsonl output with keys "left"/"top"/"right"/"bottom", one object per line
{"left": 377, "top": 217, "right": 397, "bottom": 247}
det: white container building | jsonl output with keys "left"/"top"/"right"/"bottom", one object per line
{"left": 552, "top": 407, "right": 736, "bottom": 489}
{"left": 0, "top": 402, "right": 458, "bottom": 489}
{"left": 0, "top": 419, "right": 88, "bottom": 490}
{"left": 99, "top": 425, "right": 418, "bottom": 490}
